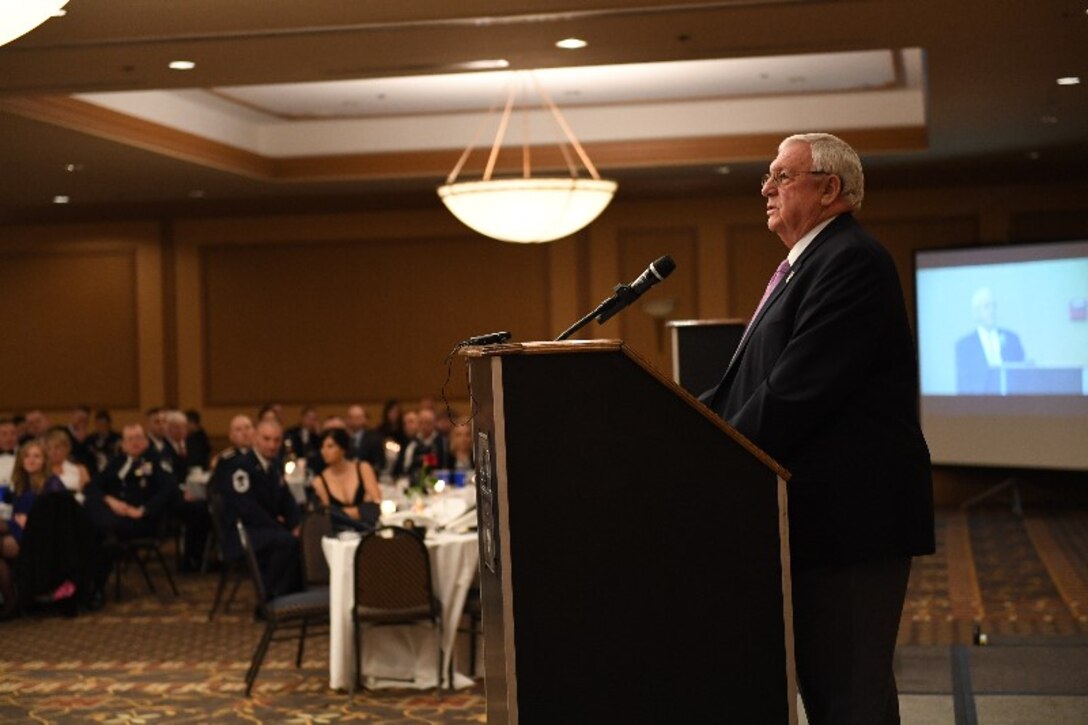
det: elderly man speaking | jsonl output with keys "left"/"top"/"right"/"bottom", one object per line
{"left": 703, "top": 133, "right": 935, "bottom": 724}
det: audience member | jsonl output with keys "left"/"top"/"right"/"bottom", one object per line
{"left": 448, "top": 424, "right": 474, "bottom": 471}
{"left": 86, "top": 410, "right": 121, "bottom": 474}
{"left": 312, "top": 429, "right": 381, "bottom": 531}
{"left": 19, "top": 410, "right": 49, "bottom": 445}
{"left": 379, "top": 399, "right": 406, "bottom": 445}
{"left": 345, "top": 404, "right": 383, "bottom": 470}
{"left": 211, "top": 420, "right": 301, "bottom": 600}
{"left": 9, "top": 441, "right": 64, "bottom": 543}
{"left": 145, "top": 407, "right": 167, "bottom": 456}
{"left": 401, "top": 410, "right": 419, "bottom": 442}
{"left": 211, "top": 414, "right": 255, "bottom": 472}
{"left": 12, "top": 414, "right": 27, "bottom": 444}
{"left": 164, "top": 410, "right": 209, "bottom": 572}
{"left": 184, "top": 410, "right": 211, "bottom": 471}
{"left": 284, "top": 406, "right": 321, "bottom": 461}
{"left": 0, "top": 518, "right": 14, "bottom": 617}
{"left": 44, "top": 428, "right": 90, "bottom": 496}
{"left": 64, "top": 406, "right": 98, "bottom": 473}
{"left": 0, "top": 418, "right": 16, "bottom": 488}
{"left": 395, "top": 408, "right": 449, "bottom": 479}
{"left": 85, "top": 424, "right": 176, "bottom": 545}
{"left": 9, "top": 440, "right": 94, "bottom": 615}
{"left": 257, "top": 403, "right": 283, "bottom": 425}
{"left": 162, "top": 410, "right": 190, "bottom": 482}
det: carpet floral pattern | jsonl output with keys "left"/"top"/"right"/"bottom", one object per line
{"left": 2, "top": 508, "right": 1087, "bottom": 722}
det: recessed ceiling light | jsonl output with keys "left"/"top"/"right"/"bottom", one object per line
{"left": 453, "top": 59, "right": 510, "bottom": 71}
{"left": 556, "top": 38, "right": 588, "bottom": 50}
{"left": 64, "top": 163, "right": 84, "bottom": 172}
{"left": 1056, "top": 76, "right": 1081, "bottom": 86}
{"left": 53, "top": 195, "right": 70, "bottom": 204}
{"left": 714, "top": 165, "right": 732, "bottom": 174}
{"left": 168, "top": 60, "right": 196, "bottom": 70}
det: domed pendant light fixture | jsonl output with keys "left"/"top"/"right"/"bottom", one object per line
{"left": 1, "top": 0, "right": 68, "bottom": 47}
{"left": 438, "top": 72, "right": 617, "bottom": 244}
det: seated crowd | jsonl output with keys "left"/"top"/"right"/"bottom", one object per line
{"left": 0, "top": 398, "right": 474, "bottom": 620}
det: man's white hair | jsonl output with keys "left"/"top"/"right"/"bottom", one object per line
{"left": 781, "top": 133, "right": 865, "bottom": 210}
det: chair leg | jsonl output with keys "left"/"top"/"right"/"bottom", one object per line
{"left": 208, "top": 566, "right": 231, "bottom": 621}
{"left": 245, "top": 622, "right": 277, "bottom": 697}
{"left": 150, "top": 544, "right": 180, "bottom": 596}
{"left": 133, "top": 548, "right": 157, "bottom": 594}
{"left": 469, "top": 615, "right": 479, "bottom": 678}
{"left": 113, "top": 551, "right": 123, "bottom": 601}
{"left": 296, "top": 620, "right": 307, "bottom": 668}
{"left": 224, "top": 564, "right": 245, "bottom": 613}
{"left": 350, "top": 619, "right": 361, "bottom": 702}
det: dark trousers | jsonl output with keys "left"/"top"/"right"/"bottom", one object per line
{"left": 248, "top": 526, "right": 301, "bottom": 601}
{"left": 792, "top": 556, "right": 912, "bottom": 725}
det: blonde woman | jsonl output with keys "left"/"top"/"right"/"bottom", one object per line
{"left": 44, "top": 429, "right": 89, "bottom": 495}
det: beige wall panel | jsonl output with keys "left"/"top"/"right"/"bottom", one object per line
{"left": 725, "top": 223, "right": 787, "bottom": 319}
{"left": 0, "top": 248, "right": 139, "bottom": 409}
{"left": 860, "top": 215, "right": 980, "bottom": 325}
{"left": 200, "top": 236, "right": 550, "bottom": 406}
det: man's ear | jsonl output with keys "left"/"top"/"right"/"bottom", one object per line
{"left": 820, "top": 174, "right": 843, "bottom": 206}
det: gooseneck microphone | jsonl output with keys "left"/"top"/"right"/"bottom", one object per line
{"left": 556, "top": 255, "right": 676, "bottom": 340}
{"left": 599, "top": 255, "right": 676, "bottom": 323}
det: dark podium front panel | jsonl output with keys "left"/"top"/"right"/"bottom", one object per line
{"left": 466, "top": 341, "right": 795, "bottom": 725}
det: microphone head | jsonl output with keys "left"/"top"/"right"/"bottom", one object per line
{"left": 652, "top": 255, "right": 676, "bottom": 279}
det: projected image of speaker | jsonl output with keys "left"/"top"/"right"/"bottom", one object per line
{"left": 915, "top": 239, "right": 1088, "bottom": 471}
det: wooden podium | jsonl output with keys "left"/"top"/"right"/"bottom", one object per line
{"left": 463, "top": 340, "right": 796, "bottom": 724}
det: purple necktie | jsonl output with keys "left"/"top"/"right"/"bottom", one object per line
{"left": 732, "top": 258, "right": 792, "bottom": 363}
{"left": 751, "top": 258, "right": 792, "bottom": 325}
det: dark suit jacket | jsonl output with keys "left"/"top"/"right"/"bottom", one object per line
{"left": 704, "top": 213, "right": 934, "bottom": 570}
{"left": 954, "top": 328, "right": 1025, "bottom": 394}
{"left": 348, "top": 428, "right": 385, "bottom": 470}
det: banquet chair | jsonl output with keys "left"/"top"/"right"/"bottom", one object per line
{"left": 236, "top": 521, "right": 329, "bottom": 697}
{"left": 206, "top": 489, "right": 246, "bottom": 621}
{"left": 351, "top": 526, "right": 443, "bottom": 700}
{"left": 109, "top": 518, "right": 180, "bottom": 602}
{"left": 299, "top": 509, "right": 333, "bottom": 588}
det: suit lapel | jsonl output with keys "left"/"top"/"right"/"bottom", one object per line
{"left": 719, "top": 214, "right": 853, "bottom": 382}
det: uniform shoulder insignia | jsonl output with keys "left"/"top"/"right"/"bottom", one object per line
{"left": 221, "top": 448, "right": 238, "bottom": 460}
{"left": 232, "top": 468, "right": 250, "bottom": 494}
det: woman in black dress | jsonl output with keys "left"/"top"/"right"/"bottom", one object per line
{"left": 312, "top": 429, "right": 382, "bottom": 530}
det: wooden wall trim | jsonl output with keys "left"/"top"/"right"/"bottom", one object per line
{"left": 0, "top": 96, "right": 275, "bottom": 178}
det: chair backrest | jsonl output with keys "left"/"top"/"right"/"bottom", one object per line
{"left": 353, "top": 526, "right": 436, "bottom": 615}
{"left": 299, "top": 509, "right": 333, "bottom": 587}
{"left": 235, "top": 520, "right": 269, "bottom": 606}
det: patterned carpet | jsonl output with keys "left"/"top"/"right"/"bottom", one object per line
{"left": 2, "top": 506, "right": 1087, "bottom": 723}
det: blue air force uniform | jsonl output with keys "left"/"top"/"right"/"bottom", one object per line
{"left": 212, "top": 449, "right": 302, "bottom": 600}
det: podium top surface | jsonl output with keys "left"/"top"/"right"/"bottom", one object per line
{"left": 459, "top": 339, "right": 622, "bottom": 358}
{"left": 460, "top": 339, "right": 789, "bottom": 480}
{"left": 664, "top": 318, "right": 747, "bottom": 328}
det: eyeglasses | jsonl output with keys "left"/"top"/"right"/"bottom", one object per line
{"left": 760, "top": 170, "right": 829, "bottom": 189}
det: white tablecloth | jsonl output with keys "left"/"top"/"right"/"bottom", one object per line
{"left": 322, "top": 531, "right": 479, "bottom": 690}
